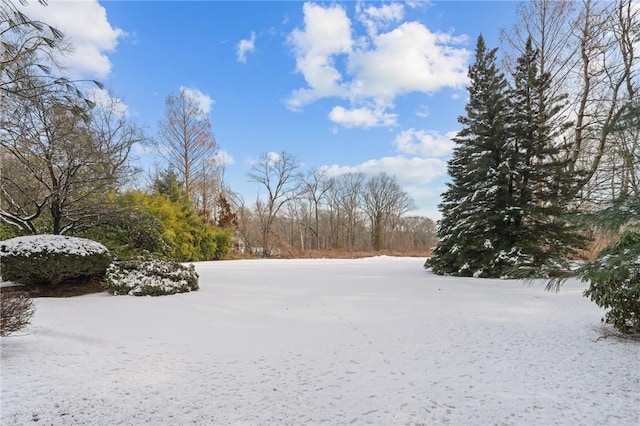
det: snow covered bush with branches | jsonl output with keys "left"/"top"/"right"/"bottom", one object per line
{"left": 104, "top": 257, "right": 199, "bottom": 296}
{"left": 0, "top": 235, "right": 111, "bottom": 285}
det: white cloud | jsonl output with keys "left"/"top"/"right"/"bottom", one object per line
{"left": 86, "top": 88, "right": 129, "bottom": 117}
{"left": 401, "top": 183, "right": 446, "bottom": 219}
{"left": 237, "top": 31, "right": 256, "bottom": 63}
{"left": 266, "top": 151, "right": 282, "bottom": 164}
{"left": 214, "top": 150, "right": 235, "bottom": 165}
{"left": 347, "top": 22, "right": 469, "bottom": 99}
{"left": 286, "top": 2, "right": 470, "bottom": 129}
{"left": 249, "top": 151, "right": 282, "bottom": 167}
{"left": 329, "top": 105, "right": 397, "bottom": 128}
{"left": 324, "top": 155, "right": 447, "bottom": 186}
{"left": 356, "top": 2, "right": 405, "bottom": 37}
{"left": 394, "top": 129, "right": 456, "bottom": 157}
{"left": 180, "top": 86, "right": 214, "bottom": 114}
{"left": 17, "top": 0, "right": 125, "bottom": 78}
{"left": 286, "top": 2, "right": 353, "bottom": 110}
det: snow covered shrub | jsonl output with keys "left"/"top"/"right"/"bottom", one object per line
{"left": 582, "top": 231, "right": 640, "bottom": 334}
{"left": 0, "top": 291, "right": 35, "bottom": 336}
{"left": 104, "top": 257, "right": 199, "bottom": 296}
{"left": 0, "top": 235, "right": 111, "bottom": 286}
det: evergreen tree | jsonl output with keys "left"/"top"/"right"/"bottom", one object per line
{"left": 505, "top": 37, "right": 587, "bottom": 272}
{"left": 428, "top": 36, "right": 588, "bottom": 278}
{"left": 429, "top": 35, "right": 511, "bottom": 277}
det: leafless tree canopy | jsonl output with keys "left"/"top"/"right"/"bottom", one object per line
{"left": 240, "top": 165, "right": 429, "bottom": 255}
{"left": 0, "top": 88, "right": 144, "bottom": 234}
{"left": 157, "top": 88, "right": 221, "bottom": 222}
{"left": 363, "top": 173, "right": 416, "bottom": 251}
{"left": 501, "top": 0, "right": 639, "bottom": 206}
{"left": 247, "top": 151, "right": 302, "bottom": 256}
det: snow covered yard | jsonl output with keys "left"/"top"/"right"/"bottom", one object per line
{"left": 1, "top": 256, "right": 638, "bottom": 425}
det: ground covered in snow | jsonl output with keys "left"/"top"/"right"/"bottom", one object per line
{"left": 1, "top": 257, "right": 638, "bottom": 425}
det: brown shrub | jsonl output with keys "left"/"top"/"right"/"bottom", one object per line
{"left": 0, "top": 291, "right": 35, "bottom": 336}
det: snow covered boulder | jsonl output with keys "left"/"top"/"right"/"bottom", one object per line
{"left": 0, "top": 235, "right": 111, "bottom": 286}
{"left": 104, "top": 257, "right": 199, "bottom": 296}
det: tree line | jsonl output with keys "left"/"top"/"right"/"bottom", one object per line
{"left": 0, "top": 0, "right": 433, "bottom": 259}
{"left": 239, "top": 155, "right": 434, "bottom": 255}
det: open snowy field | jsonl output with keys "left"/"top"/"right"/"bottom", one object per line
{"left": 1, "top": 256, "right": 638, "bottom": 425}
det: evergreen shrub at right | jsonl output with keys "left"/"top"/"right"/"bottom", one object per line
{"left": 582, "top": 231, "right": 640, "bottom": 334}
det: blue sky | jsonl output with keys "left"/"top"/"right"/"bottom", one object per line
{"left": 29, "top": 0, "right": 520, "bottom": 219}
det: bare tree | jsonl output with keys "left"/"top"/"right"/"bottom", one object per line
{"left": 362, "top": 173, "right": 415, "bottom": 251}
{"left": 247, "top": 151, "right": 302, "bottom": 256}
{"left": 393, "top": 216, "right": 437, "bottom": 252}
{"left": 230, "top": 194, "right": 258, "bottom": 254}
{"left": 501, "top": 0, "right": 639, "bottom": 205}
{"left": 332, "top": 172, "right": 366, "bottom": 251}
{"left": 157, "top": 88, "right": 218, "bottom": 208}
{"left": 500, "top": 0, "right": 577, "bottom": 94}
{"left": 303, "top": 167, "right": 332, "bottom": 250}
{"left": 0, "top": 86, "right": 143, "bottom": 234}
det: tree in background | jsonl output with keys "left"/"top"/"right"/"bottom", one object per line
{"left": 302, "top": 168, "right": 332, "bottom": 250}
{"left": 142, "top": 169, "right": 231, "bottom": 261}
{"left": 429, "top": 35, "right": 511, "bottom": 277}
{"left": 157, "top": 88, "right": 220, "bottom": 219}
{"left": 331, "top": 172, "right": 367, "bottom": 251}
{"left": 215, "top": 192, "right": 238, "bottom": 229}
{"left": 247, "top": 151, "right": 302, "bottom": 256}
{"left": 362, "top": 173, "right": 414, "bottom": 252}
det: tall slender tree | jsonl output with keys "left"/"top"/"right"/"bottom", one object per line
{"left": 505, "top": 37, "right": 587, "bottom": 271}
{"left": 303, "top": 168, "right": 332, "bottom": 250}
{"left": 157, "top": 89, "right": 218, "bottom": 207}
{"left": 429, "top": 35, "right": 511, "bottom": 277}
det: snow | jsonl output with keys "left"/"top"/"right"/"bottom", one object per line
{"left": 0, "top": 234, "right": 108, "bottom": 257}
{"left": 1, "top": 257, "right": 638, "bottom": 425}
{"left": 0, "top": 281, "right": 21, "bottom": 288}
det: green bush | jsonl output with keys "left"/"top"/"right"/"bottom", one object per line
{"left": 213, "top": 229, "right": 233, "bottom": 260}
{"left": 78, "top": 200, "right": 166, "bottom": 260}
{"left": 0, "top": 235, "right": 111, "bottom": 285}
{"left": 116, "top": 190, "right": 231, "bottom": 262}
{"left": 582, "top": 231, "right": 640, "bottom": 334}
{"left": 104, "top": 256, "right": 199, "bottom": 296}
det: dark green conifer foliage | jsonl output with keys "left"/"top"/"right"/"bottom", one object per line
{"left": 429, "top": 36, "right": 587, "bottom": 278}
{"left": 505, "top": 37, "right": 587, "bottom": 271}
{"left": 429, "top": 35, "right": 511, "bottom": 277}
